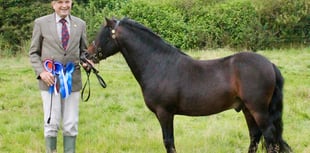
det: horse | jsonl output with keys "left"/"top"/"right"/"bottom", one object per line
{"left": 87, "top": 17, "right": 292, "bottom": 153}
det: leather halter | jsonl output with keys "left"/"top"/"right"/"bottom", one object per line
{"left": 92, "top": 20, "right": 121, "bottom": 61}
{"left": 111, "top": 20, "right": 120, "bottom": 39}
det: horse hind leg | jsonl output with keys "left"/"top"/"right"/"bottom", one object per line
{"left": 238, "top": 64, "right": 291, "bottom": 153}
{"left": 240, "top": 94, "right": 291, "bottom": 152}
{"left": 261, "top": 65, "right": 292, "bottom": 153}
{"left": 247, "top": 106, "right": 291, "bottom": 153}
{"left": 240, "top": 100, "right": 277, "bottom": 153}
{"left": 242, "top": 107, "right": 262, "bottom": 153}
{"left": 268, "top": 64, "right": 292, "bottom": 153}
{"left": 264, "top": 82, "right": 292, "bottom": 153}
{"left": 256, "top": 115, "right": 281, "bottom": 153}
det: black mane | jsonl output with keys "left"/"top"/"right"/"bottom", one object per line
{"left": 121, "top": 18, "right": 162, "bottom": 40}
{"left": 120, "top": 18, "right": 188, "bottom": 56}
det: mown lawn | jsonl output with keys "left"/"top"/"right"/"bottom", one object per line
{"left": 0, "top": 48, "right": 309, "bottom": 153}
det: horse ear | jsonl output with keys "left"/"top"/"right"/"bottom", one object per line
{"left": 105, "top": 18, "right": 115, "bottom": 27}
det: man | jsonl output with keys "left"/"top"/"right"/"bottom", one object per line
{"left": 29, "top": 0, "right": 91, "bottom": 152}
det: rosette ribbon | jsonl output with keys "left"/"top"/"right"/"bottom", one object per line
{"left": 43, "top": 59, "right": 75, "bottom": 99}
{"left": 61, "top": 62, "right": 75, "bottom": 99}
{"left": 44, "top": 60, "right": 62, "bottom": 94}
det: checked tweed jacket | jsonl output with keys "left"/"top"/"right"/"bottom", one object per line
{"left": 29, "top": 13, "right": 88, "bottom": 92}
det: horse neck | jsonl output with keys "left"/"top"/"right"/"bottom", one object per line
{"left": 118, "top": 31, "right": 184, "bottom": 84}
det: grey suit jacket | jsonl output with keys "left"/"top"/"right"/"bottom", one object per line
{"left": 29, "top": 13, "right": 88, "bottom": 92}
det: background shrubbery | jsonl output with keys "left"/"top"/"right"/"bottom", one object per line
{"left": 0, "top": 0, "right": 52, "bottom": 54}
{"left": 1, "top": 0, "right": 309, "bottom": 55}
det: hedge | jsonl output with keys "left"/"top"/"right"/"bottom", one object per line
{"left": 1, "top": 0, "right": 309, "bottom": 55}
{"left": 73, "top": 0, "right": 310, "bottom": 50}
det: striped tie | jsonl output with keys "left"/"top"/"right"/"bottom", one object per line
{"left": 60, "top": 18, "right": 69, "bottom": 50}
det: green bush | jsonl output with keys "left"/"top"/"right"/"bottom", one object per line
{"left": 119, "top": 1, "right": 189, "bottom": 49}
{"left": 0, "top": 0, "right": 51, "bottom": 54}
{"left": 186, "top": 0, "right": 260, "bottom": 50}
{"left": 72, "top": 0, "right": 129, "bottom": 40}
{"left": 1, "top": 0, "right": 309, "bottom": 55}
{"left": 253, "top": 0, "right": 310, "bottom": 48}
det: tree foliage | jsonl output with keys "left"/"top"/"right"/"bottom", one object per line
{"left": 74, "top": 0, "right": 310, "bottom": 50}
{"left": 1, "top": 0, "right": 309, "bottom": 55}
{"left": 0, "top": 0, "right": 52, "bottom": 53}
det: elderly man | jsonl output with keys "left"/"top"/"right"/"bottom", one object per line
{"left": 29, "top": 0, "right": 90, "bottom": 152}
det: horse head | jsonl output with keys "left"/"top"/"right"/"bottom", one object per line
{"left": 87, "top": 18, "right": 121, "bottom": 63}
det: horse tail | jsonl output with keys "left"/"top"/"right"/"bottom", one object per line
{"left": 269, "top": 64, "right": 292, "bottom": 152}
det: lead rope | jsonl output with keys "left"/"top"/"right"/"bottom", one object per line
{"left": 47, "top": 59, "right": 55, "bottom": 124}
{"left": 47, "top": 92, "right": 53, "bottom": 124}
{"left": 81, "top": 56, "right": 106, "bottom": 102}
{"left": 81, "top": 70, "right": 91, "bottom": 102}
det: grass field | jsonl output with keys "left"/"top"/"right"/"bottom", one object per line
{"left": 0, "top": 48, "right": 309, "bottom": 153}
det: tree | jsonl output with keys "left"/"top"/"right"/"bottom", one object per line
{"left": 0, "top": 0, "right": 51, "bottom": 53}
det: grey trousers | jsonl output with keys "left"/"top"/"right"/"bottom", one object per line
{"left": 41, "top": 91, "right": 80, "bottom": 137}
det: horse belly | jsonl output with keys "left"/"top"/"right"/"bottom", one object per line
{"left": 176, "top": 91, "right": 241, "bottom": 116}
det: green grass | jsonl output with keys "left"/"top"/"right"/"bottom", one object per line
{"left": 0, "top": 48, "right": 309, "bottom": 153}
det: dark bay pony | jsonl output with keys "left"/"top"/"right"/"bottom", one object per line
{"left": 87, "top": 18, "right": 292, "bottom": 153}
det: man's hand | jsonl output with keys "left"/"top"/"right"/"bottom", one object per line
{"left": 82, "top": 59, "right": 95, "bottom": 72}
{"left": 40, "top": 71, "right": 55, "bottom": 86}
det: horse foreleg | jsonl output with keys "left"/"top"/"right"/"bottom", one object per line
{"left": 155, "top": 110, "right": 176, "bottom": 153}
{"left": 242, "top": 107, "right": 262, "bottom": 153}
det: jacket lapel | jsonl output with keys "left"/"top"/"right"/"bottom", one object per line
{"left": 67, "top": 18, "right": 78, "bottom": 52}
{"left": 47, "top": 14, "right": 63, "bottom": 50}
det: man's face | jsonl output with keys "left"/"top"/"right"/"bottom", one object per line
{"left": 52, "top": 0, "right": 72, "bottom": 18}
